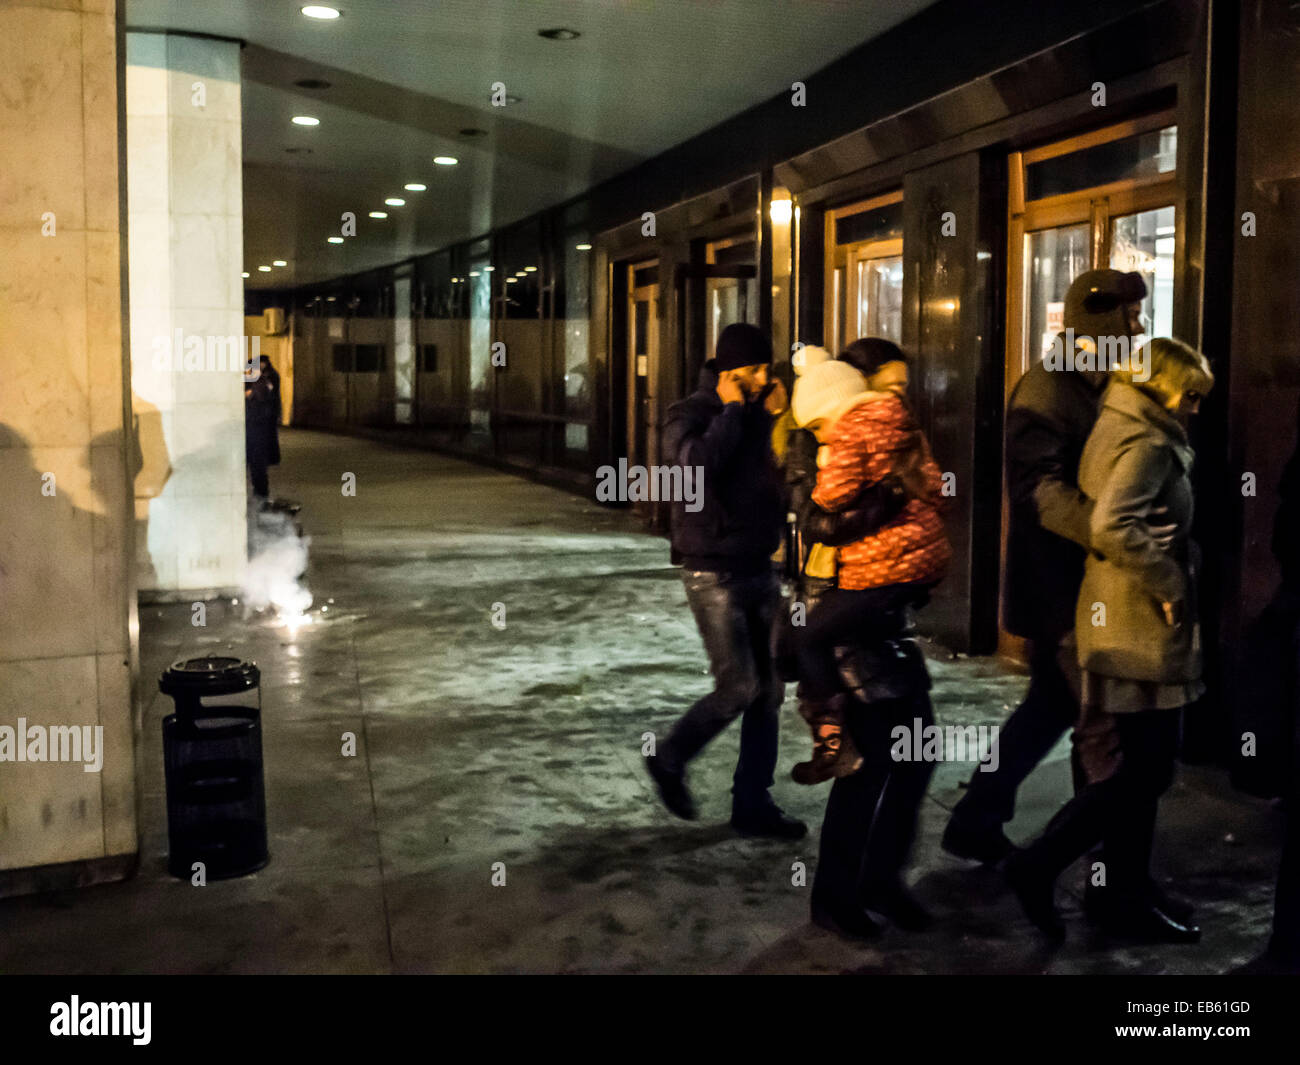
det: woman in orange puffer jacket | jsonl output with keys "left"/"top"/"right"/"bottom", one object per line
{"left": 790, "top": 344, "right": 951, "bottom": 712}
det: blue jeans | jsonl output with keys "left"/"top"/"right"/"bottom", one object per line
{"left": 659, "top": 568, "right": 784, "bottom": 812}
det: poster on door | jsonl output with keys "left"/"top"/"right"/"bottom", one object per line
{"left": 1042, "top": 301, "right": 1064, "bottom": 358}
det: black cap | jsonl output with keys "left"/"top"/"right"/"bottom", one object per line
{"left": 712, "top": 323, "right": 773, "bottom": 372}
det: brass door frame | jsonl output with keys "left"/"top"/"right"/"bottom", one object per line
{"left": 627, "top": 258, "right": 660, "bottom": 479}
{"left": 823, "top": 189, "right": 904, "bottom": 352}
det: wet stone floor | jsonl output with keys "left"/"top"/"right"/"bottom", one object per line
{"left": 0, "top": 429, "right": 1285, "bottom": 974}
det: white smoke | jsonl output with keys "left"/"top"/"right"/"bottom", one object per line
{"left": 242, "top": 504, "right": 312, "bottom": 619}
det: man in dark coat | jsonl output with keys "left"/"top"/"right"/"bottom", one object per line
{"left": 245, "top": 356, "right": 281, "bottom": 500}
{"left": 646, "top": 323, "right": 805, "bottom": 839}
{"left": 943, "top": 269, "right": 1148, "bottom": 862}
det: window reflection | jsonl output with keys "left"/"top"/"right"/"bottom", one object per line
{"left": 1026, "top": 223, "right": 1090, "bottom": 360}
{"left": 855, "top": 255, "right": 903, "bottom": 344}
{"left": 1109, "top": 205, "right": 1176, "bottom": 344}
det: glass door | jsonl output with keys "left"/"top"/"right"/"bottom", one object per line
{"left": 824, "top": 191, "right": 904, "bottom": 353}
{"left": 1001, "top": 113, "right": 1179, "bottom": 657}
{"left": 1005, "top": 113, "right": 1178, "bottom": 396}
{"left": 848, "top": 246, "right": 904, "bottom": 345}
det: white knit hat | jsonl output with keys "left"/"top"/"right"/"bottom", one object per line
{"left": 791, "top": 344, "right": 832, "bottom": 376}
{"left": 791, "top": 360, "right": 869, "bottom": 427}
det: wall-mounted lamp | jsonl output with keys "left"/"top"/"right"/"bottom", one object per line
{"left": 769, "top": 188, "right": 793, "bottom": 226}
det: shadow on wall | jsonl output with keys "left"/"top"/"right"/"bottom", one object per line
{"left": 129, "top": 393, "right": 171, "bottom": 589}
{"left": 0, "top": 423, "right": 134, "bottom": 661}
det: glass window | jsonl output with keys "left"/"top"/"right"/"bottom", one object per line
{"left": 855, "top": 255, "right": 904, "bottom": 344}
{"left": 1026, "top": 223, "right": 1090, "bottom": 360}
{"left": 835, "top": 200, "right": 903, "bottom": 246}
{"left": 1109, "top": 205, "right": 1176, "bottom": 343}
{"left": 560, "top": 227, "right": 592, "bottom": 428}
{"left": 468, "top": 263, "right": 493, "bottom": 443}
{"left": 1026, "top": 125, "right": 1176, "bottom": 200}
{"left": 705, "top": 276, "right": 757, "bottom": 358}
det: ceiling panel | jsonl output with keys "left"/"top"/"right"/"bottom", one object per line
{"left": 126, "top": 0, "right": 938, "bottom": 288}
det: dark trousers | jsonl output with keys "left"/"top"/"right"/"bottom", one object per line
{"left": 1021, "top": 708, "right": 1179, "bottom": 899}
{"left": 248, "top": 461, "right": 269, "bottom": 499}
{"left": 659, "top": 568, "right": 783, "bottom": 811}
{"left": 813, "top": 690, "right": 936, "bottom": 909}
{"left": 950, "top": 635, "right": 1080, "bottom": 831}
{"left": 794, "top": 583, "right": 927, "bottom": 701}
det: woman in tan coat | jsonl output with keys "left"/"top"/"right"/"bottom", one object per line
{"left": 1006, "top": 338, "right": 1213, "bottom": 944}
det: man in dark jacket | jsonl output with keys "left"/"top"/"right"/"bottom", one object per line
{"left": 943, "top": 269, "right": 1149, "bottom": 862}
{"left": 245, "top": 358, "right": 281, "bottom": 501}
{"left": 646, "top": 323, "right": 805, "bottom": 839}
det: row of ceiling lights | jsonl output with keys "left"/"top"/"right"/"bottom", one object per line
{"left": 300, "top": 5, "right": 581, "bottom": 42}
{"left": 248, "top": 6, "right": 583, "bottom": 280}
{"left": 446, "top": 241, "right": 592, "bottom": 285}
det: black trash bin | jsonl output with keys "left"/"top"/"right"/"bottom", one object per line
{"left": 159, "top": 657, "right": 269, "bottom": 880}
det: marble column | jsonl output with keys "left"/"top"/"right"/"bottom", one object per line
{"left": 126, "top": 31, "right": 247, "bottom": 598}
{"left": 0, "top": 0, "right": 138, "bottom": 888}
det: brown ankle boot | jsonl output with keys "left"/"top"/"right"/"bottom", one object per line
{"left": 792, "top": 696, "right": 862, "bottom": 784}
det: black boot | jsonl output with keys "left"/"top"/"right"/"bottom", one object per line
{"left": 1085, "top": 879, "right": 1195, "bottom": 925}
{"left": 732, "top": 797, "right": 807, "bottom": 839}
{"left": 811, "top": 899, "right": 885, "bottom": 941}
{"left": 646, "top": 755, "right": 697, "bottom": 821}
{"left": 862, "top": 878, "right": 932, "bottom": 932}
{"left": 1099, "top": 900, "right": 1201, "bottom": 944}
{"left": 1005, "top": 851, "right": 1066, "bottom": 942}
{"left": 941, "top": 814, "right": 1016, "bottom": 864}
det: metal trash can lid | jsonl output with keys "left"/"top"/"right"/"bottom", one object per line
{"left": 159, "top": 656, "right": 260, "bottom": 697}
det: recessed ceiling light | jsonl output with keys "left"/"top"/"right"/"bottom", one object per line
{"left": 385, "top": 197, "right": 405, "bottom": 206}
{"left": 451, "top": 278, "right": 461, "bottom": 283}
{"left": 483, "top": 266, "right": 495, "bottom": 272}
{"left": 575, "top": 243, "right": 592, "bottom": 251}
{"left": 258, "top": 265, "right": 272, "bottom": 272}
{"left": 538, "top": 28, "right": 581, "bottom": 41}
{"left": 403, "top": 183, "right": 426, "bottom": 191}
{"left": 468, "top": 271, "right": 481, "bottom": 277}
{"left": 301, "top": 6, "right": 341, "bottom": 19}
{"left": 292, "top": 115, "right": 320, "bottom": 126}
{"left": 433, "top": 156, "right": 458, "bottom": 166}
{"left": 524, "top": 265, "right": 537, "bottom": 272}
{"left": 242, "top": 271, "right": 250, "bottom": 278}
{"left": 369, "top": 211, "right": 388, "bottom": 219}
{"left": 273, "top": 260, "right": 287, "bottom": 267}
{"left": 327, "top": 236, "right": 344, "bottom": 244}
{"left": 294, "top": 78, "right": 332, "bottom": 90}
{"left": 506, "top": 277, "right": 518, "bottom": 283}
